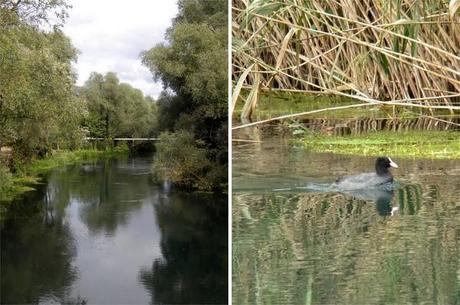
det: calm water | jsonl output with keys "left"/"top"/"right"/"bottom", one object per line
{"left": 233, "top": 136, "right": 460, "bottom": 305}
{"left": 1, "top": 156, "right": 227, "bottom": 305}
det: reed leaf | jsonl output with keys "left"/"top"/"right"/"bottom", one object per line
{"left": 240, "top": 65, "right": 261, "bottom": 120}
{"left": 449, "top": 0, "right": 460, "bottom": 19}
{"left": 232, "top": 63, "right": 255, "bottom": 114}
{"left": 232, "top": 0, "right": 460, "bottom": 122}
{"left": 243, "top": 0, "right": 284, "bottom": 26}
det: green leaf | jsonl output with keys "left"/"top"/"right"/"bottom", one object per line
{"left": 378, "top": 53, "right": 390, "bottom": 76}
{"left": 243, "top": 0, "right": 284, "bottom": 27}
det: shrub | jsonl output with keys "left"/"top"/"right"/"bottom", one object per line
{"left": 152, "top": 131, "right": 215, "bottom": 191}
{"left": 0, "top": 164, "right": 13, "bottom": 194}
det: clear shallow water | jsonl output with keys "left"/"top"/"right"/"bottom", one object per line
{"left": 1, "top": 156, "right": 227, "bottom": 305}
{"left": 233, "top": 137, "right": 460, "bottom": 305}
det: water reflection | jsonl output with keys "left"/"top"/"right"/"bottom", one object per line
{"left": 1, "top": 156, "right": 227, "bottom": 304}
{"left": 233, "top": 138, "right": 460, "bottom": 305}
{"left": 0, "top": 186, "right": 78, "bottom": 304}
{"left": 140, "top": 193, "right": 228, "bottom": 305}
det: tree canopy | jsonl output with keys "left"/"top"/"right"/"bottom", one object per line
{"left": 141, "top": 0, "right": 227, "bottom": 191}
{"left": 81, "top": 72, "right": 157, "bottom": 139}
{"left": 0, "top": 0, "right": 84, "bottom": 158}
{"left": 1, "top": 1, "right": 157, "bottom": 164}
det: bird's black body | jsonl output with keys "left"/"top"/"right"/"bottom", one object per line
{"left": 334, "top": 157, "right": 398, "bottom": 190}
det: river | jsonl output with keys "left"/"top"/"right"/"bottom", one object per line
{"left": 1, "top": 156, "right": 227, "bottom": 304}
{"left": 233, "top": 135, "right": 459, "bottom": 305}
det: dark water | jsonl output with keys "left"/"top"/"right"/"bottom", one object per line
{"left": 1, "top": 156, "right": 227, "bottom": 305}
{"left": 233, "top": 137, "right": 460, "bottom": 305}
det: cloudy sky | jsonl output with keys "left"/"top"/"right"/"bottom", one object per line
{"left": 63, "top": 0, "right": 178, "bottom": 98}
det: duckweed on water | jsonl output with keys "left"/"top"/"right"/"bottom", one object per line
{"left": 294, "top": 131, "right": 460, "bottom": 159}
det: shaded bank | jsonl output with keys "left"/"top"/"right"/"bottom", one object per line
{"left": 0, "top": 147, "right": 128, "bottom": 213}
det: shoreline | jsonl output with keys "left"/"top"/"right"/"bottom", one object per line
{"left": 0, "top": 147, "right": 129, "bottom": 208}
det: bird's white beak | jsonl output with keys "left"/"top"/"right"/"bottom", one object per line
{"left": 388, "top": 157, "right": 398, "bottom": 168}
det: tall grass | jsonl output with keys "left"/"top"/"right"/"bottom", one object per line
{"left": 232, "top": 0, "right": 460, "bottom": 123}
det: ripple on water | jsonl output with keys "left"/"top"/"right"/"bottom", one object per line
{"left": 233, "top": 138, "right": 460, "bottom": 305}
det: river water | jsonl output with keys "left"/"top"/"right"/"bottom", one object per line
{"left": 1, "top": 156, "right": 227, "bottom": 305}
{"left": 233, "top": 136, "right": 460, "bottom": 305}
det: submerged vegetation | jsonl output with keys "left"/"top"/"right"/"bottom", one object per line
{"left": 293, "top": 131, "right": 460, "bottom": 159}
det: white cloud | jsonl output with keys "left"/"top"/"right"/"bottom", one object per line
{"left": 63, "top": 0, "right": 178, "bottom": 98}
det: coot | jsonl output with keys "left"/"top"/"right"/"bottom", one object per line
{"left": 334, "top": 157, "right": 398, "bottom": 190}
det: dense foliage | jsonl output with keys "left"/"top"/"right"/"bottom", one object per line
{"left": 81, "top": 72, "right": 157, "bottom": 139}
{"left": 0, "top": 0, "right": 84, "bottom": 159}
{"left": 141, "top": 0, "right": 227, "bottom": 191}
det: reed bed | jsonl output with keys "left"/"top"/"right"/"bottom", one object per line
{"left": 232, "top": 0, "right": 460, "bottom": 124}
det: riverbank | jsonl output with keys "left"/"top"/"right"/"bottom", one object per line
{"left": 293, "top": 131, "right": 460, "bottom": 159}
{"left": 0, "top": 146, "right": 129, "bottom": 205}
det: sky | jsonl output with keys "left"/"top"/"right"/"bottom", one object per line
{"left": 63, "top": 0, "right": 178, "bottom": 99}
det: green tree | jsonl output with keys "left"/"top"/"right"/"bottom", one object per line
{"left": 141, "top": 0, "right": 227, "bottom": 191}
{"left": 0, "top": 0, "right": 70, "bottom": 28}
{"left": 0, "top": 1, "right": 85, "bottom": 161}
{"left": 82, "top": 72, "right": 156, "bottom": 139}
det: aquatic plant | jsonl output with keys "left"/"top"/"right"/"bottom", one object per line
{"left": 293, "top": 131, "right": 460, "bottom": 159}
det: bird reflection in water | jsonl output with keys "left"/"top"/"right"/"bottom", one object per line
{"left": 340, "top": 187, "right": 397, "bottom": 216}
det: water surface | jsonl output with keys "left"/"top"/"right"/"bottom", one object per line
{"left": 233, "top": 136, "right": 460, "bottom": 305}
{"left": 1, "top": 156, "right": 227, "bottom": 304}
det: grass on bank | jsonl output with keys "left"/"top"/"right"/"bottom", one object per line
{"left": 293, "top": 131, "right": 460, "bottom": 159}
{"left": 26, "top": 147, "right": 128, "bottom": 174}
{"left": 233, "top": 91, "right": 458, "bottom": 121}
{"left": 0, "top": 146, "right": 129, "bottom": 203}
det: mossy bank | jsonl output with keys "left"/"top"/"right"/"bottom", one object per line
{"left": 293, "top": 131, "right": 460, "bottom": 159}
{"left": 0, "top": 146, "right": 129, "bottom": 208}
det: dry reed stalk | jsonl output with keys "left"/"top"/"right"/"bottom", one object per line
{"left": 232, "top": 0, "right": 460, "bottom": 125}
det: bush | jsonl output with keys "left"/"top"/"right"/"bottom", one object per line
{"left": 153, "top": 131, "right": 216, "bottom": 191}
{"left": 0, "top": 164, "right": 13, "bottom": 194}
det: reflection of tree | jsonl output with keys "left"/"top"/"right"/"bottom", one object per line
{"left": 233, "top": 183, "right": 459, "bottom": 305}
{"left": 78, "top": 158, "right": 158, "bottom": 235}
{"left": 1, "top": 157, "right": 156, "bottom": 304}
{"left": 0, "top": 184, "right": 78, "bottom": 304}
{"left": 46, "top": 157, "right": 152, "bottom": 235}
{"left": 139, "top": 192, "right": 228, "bottom": 305}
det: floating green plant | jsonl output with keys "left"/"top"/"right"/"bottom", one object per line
{"left": 293, "top": 131, "right": 460, "bottom": 159}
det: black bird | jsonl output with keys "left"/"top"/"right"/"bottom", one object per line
{"left": 334, "top": 156, "right": 398, "bottom": 190}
